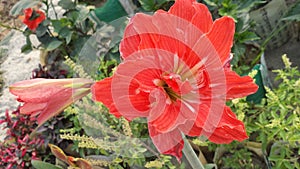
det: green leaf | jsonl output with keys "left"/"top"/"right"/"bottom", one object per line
{"left": 289, "top": 133, "right": 300, "bottom": 142}
{"left": 138, "top": 0, "right": 171, "bottom": 11}
{"left": 90, "top": 0, "right": 128, "bottom": 23}
{"left": 76, "top": 7, "right": 90, "bottom": 23}
{"left": 35, "top": 24, "right": 48, "bottom": 37}
{"left": 204, "top": 164, "right": 218, "bottom": 169}
{"left": 138, "top": 0, "right": 155, "bottom": 11}
{"left": 238, "top": 0, "right": 266, "bottom": 13}
{"left": 282, "top": 14, "right": 300, "bottom": 21}
{"left": 9, "top": 0, "right": 40, "bottom": 16}
{"left": 31, "top": 160, "right": 62, "bottom": 169}
{"left": 59, "top": 27, "right": 73, "bottom": 44}
{"left": 45, "top": 39, "right": 63, "bottom": 51}
{"left": 283, "top": 161, "right": 294, "bottom": 169}
{"left": 21, "top": 37, "right": 32, "bottom": 53}
{"left": 237, "top": 31, "right": 260, "bottom": 43}
{"left": 21, "top": 43, "right": 32, "bottom": 53}
{"left": 232, "top": 43, "right": 246, "bottom": 65}
{"left": 66, "top": 11, "right": 80, "bottom": 23}
{"left": 58, "top": 0, "right": 76, "bottom": 10}
{"left": 203, "top": 0, "right": 218, "bottom": 7}
{"left": 282, "top": 2, "right": 300, "bottom": 21}
{"left": 52, "top": 19, "right": 70, "bottom": 33}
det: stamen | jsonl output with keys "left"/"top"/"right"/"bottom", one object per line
{"left": 153, "top": 79, "right": 164, "bottom": 87}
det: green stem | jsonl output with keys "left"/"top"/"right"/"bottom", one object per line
{"left": 49, "top": 0, "right": 58, "bottom": 20}
{"left": 182, "top": 135, "right": 205, "bottom": 169}
{"left": 251, "top": 21, "right": 290, "bottom": 65}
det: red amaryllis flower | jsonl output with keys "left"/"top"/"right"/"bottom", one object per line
{"left": 92, "top": 0, "right": 258, "bottom": 160}
{"left": 9, "top": 78, "right": 93, "bottom": 126}
{"left": 19, "top": 8, "right": 46, "bottom": 31}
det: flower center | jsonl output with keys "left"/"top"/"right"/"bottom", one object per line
{"left": 153, "top": 73, "right": 182, "bottom": 102}
{"left": 29, "top": 10, "right": 42, "bottom": 20}
{"left": 163, "top": 83, "right": 180, "bottom": 102}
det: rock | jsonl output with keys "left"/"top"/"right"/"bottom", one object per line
{"left": 0, "top": 30, "right": 40, "bottom": 141}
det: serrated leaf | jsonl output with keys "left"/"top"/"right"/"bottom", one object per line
{"left": 45, "top": 40, "right": 63, "bottom": 51}
{"left": 31, "top": 160, "right": 62, "bottom": 169}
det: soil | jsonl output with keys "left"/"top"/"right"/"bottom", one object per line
{"left": 0, "top": 0, "right": 21, "bottom": 40}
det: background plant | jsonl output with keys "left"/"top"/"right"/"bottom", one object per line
{"left": 0, "top": 108, "right": 45, "bottom": 169}
{"left": 207, "top": 55, "right": 300, "bottom": 169}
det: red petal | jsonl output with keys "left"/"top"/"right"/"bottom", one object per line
{"left": 120, "top": 13, "right": 158, "bottom": 60}
{"left": 149, "top": 125, "right": 184, "bottom": 160}
{"left": 119, "top": 21, "right": 140, "bottom": 59}
{"left": 22, "top": 9, "right": 45, "bottom": 31}
{"left": 36, "top": 87, "right": 91, "bottom": 125}
{"left": 20, "top": 102, "right": 46, "bottom": 115}
{"left": 113, "top": 90, "right": 151, "bottom": 120}
{"left": 35, "top": 10, "right": 46, "bottom": 23}
{"left": 92, "top": 76, "right": 151, "bottom": 120}
{"left": 148, "top": 91, "right": 198, "bottom": 135}
{"left": 225, "top": 71, "right": 258, "bottom": 99}
{"left": 36, "top": 89, "right": 73, "bottom": 125}
{"left": 169, "top": 0, "right": 213, "bottom": 33}
{"left": 10, "top": 78, "right": 93, "bottom": 126}
{"left": 169, "top": 0, "right": 196, "bottom": 21}
{"left": 206, "top": 16, "right": 235, "bottom": 64}
{"left": 148, "top": 102, "right": 180, "bottom": 133}
{"left": 91, "top": 77, "right": 122, "bottom": 117}
{"left": 188, "top": 105, "right": 248, "bottom": 143}
{"left": 23, "top": 8, "right": 33, "bottom": 20}
{"left": 9, "top": 78, "right": 81, "bottom": 103}
{"left": 120, "top": 11, "right": 209, "bottom": 69}
{"left": 207, "top": 106, "right": 248, "bottom": 143}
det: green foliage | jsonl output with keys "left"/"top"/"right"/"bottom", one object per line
{"left": 220, "top": 143, "right": 257, "bottom": 169}
{"left": 13, "top": 0, "right": 95, "bottom": 58}
{"left": 90, "top": 0, "right": 128, "bottom": 23}
{"left": 209, "top": 55, "right": 300, "bottom": 169}
{"left": 63, "top": 56, "right": 92, "bottom": 79}
{"left": 138, "top": 0, "right": 173, "bottom": 11}
{"left": 145, "top": 155, "right": 185, "bottom": 169}
{"left": 57, "top": 96, "right": 186, "bottom": 168}
{"left": 31, "top": 160, "right": 63, "bottom": 169}
{"left": 282, "top": 1, "right": 300, "bottom": 21}
{"left": 256, "top": 56, "right": 300, "bottom": 169}
{"left": 66, "top": 98, "right": 150, "bottom": 167}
